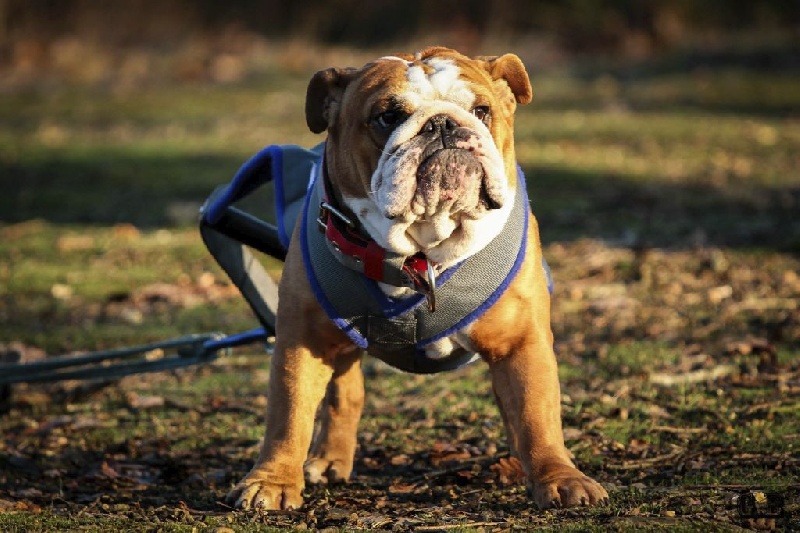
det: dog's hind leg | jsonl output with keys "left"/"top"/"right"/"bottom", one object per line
{"left": 304, "top": 350, "right": 365, "bottom": 485}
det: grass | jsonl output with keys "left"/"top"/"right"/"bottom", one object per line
{"left": 1, "top": 43, "right": 799, "bottom": 531}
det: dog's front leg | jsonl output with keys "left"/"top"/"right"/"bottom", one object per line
{"left": 475, "top": 229, "right": 608, "bottom": 509}
{"left": 226, "top": 235, "right": 359, "bottom": 511}
{"left": 227, "top": 340, "right": 334, "bottom": 511}
{"left": 488, "top": 343, "right": 608, "bottom": 508}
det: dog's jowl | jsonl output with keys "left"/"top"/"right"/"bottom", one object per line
{"left": 226, "top": 46, "right": 608, "bottom": 511}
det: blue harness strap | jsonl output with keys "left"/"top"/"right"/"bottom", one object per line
{"left": 204, "top": 143, "right": 323, "bottom": 248}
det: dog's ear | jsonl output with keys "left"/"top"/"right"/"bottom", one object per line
{"left": 305, "top": 67, "right": 358, "bottom": 134}
{"left": 478, "top": 54, "right": 532, "bottom": 105}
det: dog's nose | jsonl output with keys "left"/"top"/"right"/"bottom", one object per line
{"left": 420, "top": 114, "right": 459, "bottom": 136}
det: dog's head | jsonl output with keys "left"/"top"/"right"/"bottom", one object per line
{"left": 306, "top": 46, "right": 532, "bottom": 268}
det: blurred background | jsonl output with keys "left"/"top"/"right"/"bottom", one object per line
{"left": 2, "top": 0, "right": 798, "bottom": 87}
{"left": 1, "top": 1, "right": 798, "bottom": 238}
{"left": 0, "top": 0, "right": 798, "bottom": 351}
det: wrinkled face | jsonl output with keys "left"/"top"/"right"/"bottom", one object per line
{"left": 307, "top": 47, "right": 531, "bottom": 268}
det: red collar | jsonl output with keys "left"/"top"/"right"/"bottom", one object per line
{"left": 316, "top": 170, "right": 438, "bottom": 310}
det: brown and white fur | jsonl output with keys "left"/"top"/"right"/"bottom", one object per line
{"left": 226, "top": 46, "right": 608, "bottom": 512}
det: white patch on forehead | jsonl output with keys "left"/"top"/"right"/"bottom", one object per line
{"left": 404, "top": 58, "right": 475, "bottom": 109}
{"left": 379, "top": 55, "right": 411, "bottom": 65}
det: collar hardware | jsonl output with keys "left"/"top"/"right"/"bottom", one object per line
{"left": 317, "top": 195, "right": 439, "bottom": 309}
{"left": 403, "top": 256, "right": 437, "bottom": 311}
{"left": 317, "top": 201, "right": 355, "bottom": 232}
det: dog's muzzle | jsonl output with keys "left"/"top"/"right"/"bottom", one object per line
{"left": 406, "top": 113, "right": 505, "bottom": 215}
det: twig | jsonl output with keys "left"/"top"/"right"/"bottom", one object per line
{"left": 730, "top": 298, "right": 797, "bottom": 312}
{"left": 649, "top": 365, "right": 737, "bottom": 386}
{"left": 606, "top": 450, "right": 684, "bottom": 470}
{"left": 651, "top": 425, "right": 708, "bottom": 434}
{"left": 408, "top": 451, "right": 510, "bottom": 483}
{"left": 416, "top": 521, "right": 506, "bottom": 531}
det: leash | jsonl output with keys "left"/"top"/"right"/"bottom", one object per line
{"left": 0, "top": 329, "right": 268, "bottom": 385}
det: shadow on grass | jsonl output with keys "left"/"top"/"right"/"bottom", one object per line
{"left": 525, "top": 165, "right": 800, "bottom": 252}
{"left": 1, "top": 153, "right": 798, "bottom": 252}
{"left": 1, "top": 153, "right": 246, "bottom": 227}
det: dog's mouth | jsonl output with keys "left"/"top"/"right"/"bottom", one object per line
{"left": 411, "top": 148, "right": 503, "bottom": 218}
{"left": 366, "top": 114, "right": 513, "bottom": 264}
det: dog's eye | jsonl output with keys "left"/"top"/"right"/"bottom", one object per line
{"left": 472, "top": 106, "right": 490, "bottom": 122}
{"left": 374, "top": 110, "right": 402, "bottom": 129}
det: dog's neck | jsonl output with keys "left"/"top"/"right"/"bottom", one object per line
{"left": 317, "top": 152, "right": 439, "bottom": 305}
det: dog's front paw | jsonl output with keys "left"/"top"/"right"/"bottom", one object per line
{"left": 226, "top": 468, "right": 304, "bottom": 512}
{"left": 530, "top": 464, "right": 608, "bottom": 509}
{"left": 304, "top": 457, "right": 352, "bottom": 485}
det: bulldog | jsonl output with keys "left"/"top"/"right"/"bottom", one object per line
{"left": 226, "top": 46, "right": 608, "bottom": 511}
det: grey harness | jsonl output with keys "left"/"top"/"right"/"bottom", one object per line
{"left": 298, "top": 150, "right": 532, "bottom": 374}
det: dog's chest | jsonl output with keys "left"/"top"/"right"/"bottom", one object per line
{"left": 301, "top": 160, "right": 531, "bottom": 374}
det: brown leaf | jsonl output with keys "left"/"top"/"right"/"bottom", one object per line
{"left": 0, "top": 499, "right": 18, "bottom": 510}
{"left": 628, "top": 438, "right": 650, "bottom": 454}
{"left": 429, "top": 442, "right": 471, "bottom": 465}
{"left": 455, "top": 470, "right": 474, "bottom": 482}
{"left": 490, "top": 456, "right": 525, "bottom": 485}
{"left": 390, "top": 453, "right": 412, "bottom": 466}
{"left": 101, "top": 461, "right": 119, "bottom": 478}
{"left": 388, "top": 482, "right": 417, "bottom": 494}
{"left": 645, "top": 404, "right": 673, "bottom": 419}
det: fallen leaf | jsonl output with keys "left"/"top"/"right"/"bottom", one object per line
{"left": 429, "top": 442, "right": 471, "bottom": 465}
{"left": 126, "top": 392, "right": 165, "bottom": 409}
{"left": 490, "top": 457, "right": 525, "bottom": 485}
{"left": 388, "top": 482, "right": 417, "bottom": 494}
{"left": 101, "top": 461, "right": 119, "bottom": 478}
{"left": 390, "top": 453, "right": 412, "bottom": 466}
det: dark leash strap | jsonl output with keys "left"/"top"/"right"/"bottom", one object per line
{"left": 199, "top": 145, "right": 309, "bottom": 335}
{"left": 0, "top": 330, "right": 268, "bottom": 385}
{"left": 200, "top": 185, "right": 281, "bottom": 335}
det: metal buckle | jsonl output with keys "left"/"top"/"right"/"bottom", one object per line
{"left": 317, "top": 201, "right": 355, "bottom": 233}
{"left": 404, "top": 257, "right": 437, "bottom": 312}
{"left": 425, "top": 259, "right": 437, "bottom": 312}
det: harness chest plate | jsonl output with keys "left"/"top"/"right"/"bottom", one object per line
{"left": 299, "top": 150, "right": 533, "bottom": 374}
